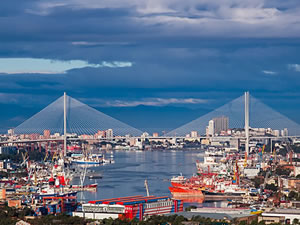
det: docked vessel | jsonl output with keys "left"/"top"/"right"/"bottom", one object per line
{"left": 71, "top": 154, "right": 103, "bottom": 165}
{"left": 169, "top": 155, "right": 248, "bottom": 201}
{"left": 168, "top": 186, "right": 204, "bottom": 197}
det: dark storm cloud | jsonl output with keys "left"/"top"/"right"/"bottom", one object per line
{"left": 0, "top": 0, "right": 300, "bottom": 131}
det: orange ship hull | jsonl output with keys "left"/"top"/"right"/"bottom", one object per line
{"left": 169, "top": 186, "right": 204, "bottom": 198}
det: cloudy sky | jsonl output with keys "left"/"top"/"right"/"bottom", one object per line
{"left": 1, "top": 0, "right": 300, "bottom": 133}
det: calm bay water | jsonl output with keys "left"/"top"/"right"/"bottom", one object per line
{"left": 73, "top": 150, "right": 225, "bottom": 207}
{"left": 75, "top": 150, "right": 202, "bottom": 200}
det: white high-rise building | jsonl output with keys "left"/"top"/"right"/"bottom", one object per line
{"left": 207, "top": 120, "right": 214, "bottom": 137}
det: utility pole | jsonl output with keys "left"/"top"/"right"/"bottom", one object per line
{"left": 64, "top": 92, "right": 67, "bottom": 157}
{"left": 245, "top": 91, "right": 250, "bottom": 156}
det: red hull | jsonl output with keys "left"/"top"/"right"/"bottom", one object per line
{"left": 169, "top": 186, "right": 204, "bottom": 197}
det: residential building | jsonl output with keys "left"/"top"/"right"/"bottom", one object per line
{"left": 191, "top": 131, "right": 198, "bottom": 138}
{"left": 213, "top": 116, "right": 229, "bottom": 134}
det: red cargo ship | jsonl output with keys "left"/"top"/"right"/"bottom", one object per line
{"left": 168, "top": 186, "right": 204, "bottom": 197}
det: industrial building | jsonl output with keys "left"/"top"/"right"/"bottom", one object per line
{"left": 73, "top": 195, "right": 183, "bottom": 220}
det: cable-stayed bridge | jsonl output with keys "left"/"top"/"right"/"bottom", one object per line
{"left": 2, "top": 92, "right": 300, "bottom": 156}
{"left": 14, "top": 93, "right": 143, "bottom": 137}
{"left": 8, "top": 92, "right": 300, "bottom": 139}
{"left": 167, "top": 93, "right": 300, "bottom": 137}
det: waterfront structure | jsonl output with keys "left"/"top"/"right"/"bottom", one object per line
{"left": 260, "top": 210, "right": 300, "bottom": 224}
{"left": 80, "top": 195, "right": 183, "bottom": 220}
{"left": 0, "top": 130, "right": 300, "bottom": 224}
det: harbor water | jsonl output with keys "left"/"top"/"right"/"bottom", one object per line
{"left": 73, "top": 150, "right": 226, "bottom": 207}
